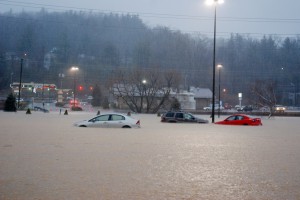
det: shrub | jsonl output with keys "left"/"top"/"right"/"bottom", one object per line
{"left": 4, "top": 93, "right": 17, "bottom": 112}
{"left": 102, "top": 97, "right": 110, "bottom": 109}
{"left": 170, "top": 98, "right": 181, "bottom": 111}
{"left": 26, "top": 108, "right": 31, "bottom": 114}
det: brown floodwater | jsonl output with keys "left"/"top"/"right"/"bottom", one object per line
{"left": 1, "top": 111, "right": 300, "bottom": 199}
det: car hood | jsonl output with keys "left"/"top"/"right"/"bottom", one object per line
{"left": 73, "top": 120, "right": 88, "bottom": 126}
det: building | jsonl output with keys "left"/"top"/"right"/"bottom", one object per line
{"left": 190, "top": 87, "right": 212, "bottom": 110}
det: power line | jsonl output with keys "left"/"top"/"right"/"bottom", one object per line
{"left": 1, "top": 0, "right": 300, "bottom": 36}
{"left": 1, "top": 13, "right": 299, "bottom": 39}
{"left": 2, "top": 0, "right": 300, "bottom": 23}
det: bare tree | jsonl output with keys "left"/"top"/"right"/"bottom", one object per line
{"left": 110, "top": 68, "right": 181, "bottom": 113}
{"left": 252, "top": 79, "right": 278, "bottom": 117}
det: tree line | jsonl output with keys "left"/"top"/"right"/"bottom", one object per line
{"left": 0, "top": 10, "right": 300, "bottom": 106}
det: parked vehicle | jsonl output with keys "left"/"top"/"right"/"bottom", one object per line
{"left": 74, "top": 113, "right": 140, "bottom": 128}
{"left": 224, "top": 103, "right": 232, "bottom": 109}
{"left": 237, "top": 105, "right": 253, "bottom": 112}
{"left": 215, "top": 114, "right": 262, "bottom": 126}
{"left": 161, "top": 111, "right": 209, "bottom": 123}
{"left": 274, "top": 105, "right": 286, "bottom": 112}
{"left": 203, "top": 104, "right": 224, "bottom": 111}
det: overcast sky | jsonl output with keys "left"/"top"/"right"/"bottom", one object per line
{"left": 1, "top": 0, "right": 300, "bottom": 38}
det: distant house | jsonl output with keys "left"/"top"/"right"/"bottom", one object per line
{"left": 171, "top": 91, "right": 196, "bottom": 110}
{"left": 190, "top": 87, "right": 212, "bottom": 110}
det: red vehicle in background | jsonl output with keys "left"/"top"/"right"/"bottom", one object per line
{"left": 69, "top": 99, "right": 79, "bottom": 107}
{"left": 215, "top": 114, "right": 262, "bottom": 126}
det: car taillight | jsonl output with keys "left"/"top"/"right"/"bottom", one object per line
{"left": 136, "top": 120, "right": 140, "bottom": 125}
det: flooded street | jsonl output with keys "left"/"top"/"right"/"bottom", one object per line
{"left": 1, "top": 111, "right": 300, "bottom": 199}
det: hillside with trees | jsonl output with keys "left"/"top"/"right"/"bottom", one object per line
{"left": 0, "top": 10, "right": 300, "bottom": 106}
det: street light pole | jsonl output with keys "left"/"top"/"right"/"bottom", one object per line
{"left": 59, "top": 73, "right": 65, "bottom": 89}
{"left": 212, "top": 4, "right": 217, "bottom": 123}
{"left": 17, "top": 58, "right": 23, "bottom": 109}
{"left": 71, "top": 67, "right": 79, "bottom": 108}
{"left": 217, "top": 64, "right": 222, "bottom": 118}
{"left": 206, "top": 0, "right": 224, "bottom": 123}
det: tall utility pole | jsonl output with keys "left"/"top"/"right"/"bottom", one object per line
{"left": 205, "top": 0, "right": 224, "bottom": 123}
{"left": 217, "top": 64, "right": 223, "bottom": 118}
{"left": 17, "top": 58, "right": 23, "bottom": 108}
{"left": 211, "top": 5, "right": 217, "bottom": 123}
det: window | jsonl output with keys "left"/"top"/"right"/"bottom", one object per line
{"left": 236, "top": 116, "right": 244, "bottom": 120}
{"left": 184, "top": 113, "right": 193, "bottom": 120}
{"left": 227, "top": 116, "right": 236, "bottom": 121}
{"left": 94, "top": 115, "right": 110, "bottom": 121}
{"left": 175, "top": 113, "right": 184, "bottom": 118}
{"left": 165, "top": 112, "right": 175, "bottom": 117}
{"left": 111, "top": 115, "right": 125, "bottom": 121}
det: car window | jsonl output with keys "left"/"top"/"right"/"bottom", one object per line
{"left": 175, "top": 113, "right": 184, "bottom": 118}
{"left": 236, "top": 116, "right": 244, "bottom": 120}
{"left": 94, "top": 115, "right": 110, "bottom": 121}
{"left": 184, "top": 113, "right": 193, "bottom": 120}
{"left": 165, "top": 112, "right": 175, "bottom": 117}
{"left": 111, "top": 114, "right": 125, "bottom": 121}
{"left": 227, "top": 116, "right": 236, "bottom": 121}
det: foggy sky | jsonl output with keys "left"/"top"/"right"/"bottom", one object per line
{"left": 1, "top": 0, "right": 300, "bottom": 38}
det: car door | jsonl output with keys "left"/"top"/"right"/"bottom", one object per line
{"left": 88, "top": 115, "right": 110, "bottom": 127}
{"left": 108, "top": 114, "right": 126, "bottom": 128}
{"left": 235, "top": 115, "right": 246, "bottom": 125}
{"left": 175, "top": 112, "right": 184, "bottom": 122}
{"left": 223, "top": 116, "right": 236, "bottom": 125}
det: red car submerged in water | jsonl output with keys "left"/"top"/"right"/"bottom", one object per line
{"left": 215, "top": 114, "right": 262, "bottom": 126}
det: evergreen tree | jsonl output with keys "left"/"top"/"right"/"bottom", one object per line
{"left": 170, "top": 97, "right": 181, "bottom": 111}
{"left": 4, "top": 93, "right": 17, "bottom": 112}
{"left": 91, "top": 84, "right": 102, "bottom": 107}
{"left": 102, "top": 96, "right": 110, "bottom": 109}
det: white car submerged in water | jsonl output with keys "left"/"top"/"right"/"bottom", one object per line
{"left": 74, "top": 113, "right": 140, "bottom": 128}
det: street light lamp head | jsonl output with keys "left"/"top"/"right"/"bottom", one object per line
{"left": 217, "top": 64, "right": 223, "bottom": 68}
{"left": 71, "top": 66, "right": 79, "bottom": 71}
{"left": 142, "top": 79, "right": 147, "bottom": 84}
{"left": 205, "top": 0, "right": 224, "bottom": 6}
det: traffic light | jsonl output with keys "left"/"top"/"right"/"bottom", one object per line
{"left": 78, "top": 85, "right": 83, "bottom": 91}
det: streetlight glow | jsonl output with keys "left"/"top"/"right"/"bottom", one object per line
{"left": 71, "top": 66, "right": 79, "bottom": 71}
{"left": 205, "top": 0, "right": 224, "bottom": 6}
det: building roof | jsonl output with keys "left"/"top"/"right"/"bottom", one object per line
{"left": 190, "top": 87, "right": 212, "bottom": 99}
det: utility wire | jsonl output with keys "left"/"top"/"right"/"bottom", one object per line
{"left": 1, "top": 0, "right": 300, "bottom": 23}
{"left": 1, "top": 0, "right": 300, "bottom": 37}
